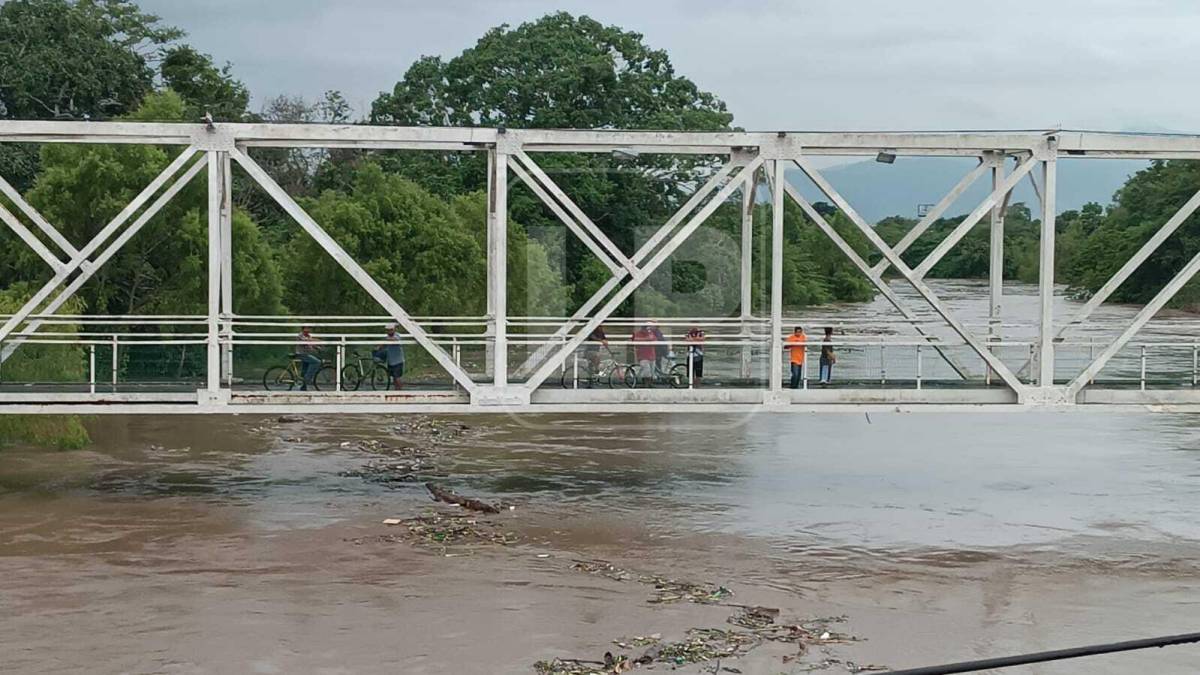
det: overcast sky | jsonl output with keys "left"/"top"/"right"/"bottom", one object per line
{"left": 140, "top": 0, "right": 1200, "bottom": 133}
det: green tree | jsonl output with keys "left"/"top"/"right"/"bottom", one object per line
{"left": 159, "top": 45, "right": 250, "bottom": 121}
{"left": 1059, "top": 161, "right": 1200, "bottom": 307}
{"left": 283, "top": 162, "right": 565, "bottom": 319}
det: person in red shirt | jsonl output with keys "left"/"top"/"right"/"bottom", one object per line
{"left": 632, "top": 323, "right": 657, "bottom": 385}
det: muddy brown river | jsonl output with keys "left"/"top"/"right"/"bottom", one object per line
{"left": 4, "top": 282, "right": 1200, "bottom": 673}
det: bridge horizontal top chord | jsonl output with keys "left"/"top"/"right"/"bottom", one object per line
{"left": 2, "top": 121, "right": 1200, "bottom": 158}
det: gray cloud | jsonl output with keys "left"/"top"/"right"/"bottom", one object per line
{"left": 140, "top": 0, "right": 1200, "bottom": 132}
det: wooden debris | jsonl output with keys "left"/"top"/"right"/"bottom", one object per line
{"left": 425, "top": 482, "right": 501, "bottom": 513}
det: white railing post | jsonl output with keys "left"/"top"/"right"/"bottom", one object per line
{"left": 572, "top": 351, "right": 578, "bottom": 389}
{"left": 688, "top": 349, "right": 694, "bottom": 390}
{"left": 916, "top": 344, "right": 923, "bottom": 390}
{"left": 1140, "top": 345, "right": 1147, "bottom": 391}
{"left": 89, "top": 344, "right": 96, "bottom": 394}
{"left": 880, "top": 343, "right": 887, "bottom": 385}
{"left": 111, "top": 334, "right": 118, "bottom": 388}
{"left": 802, "top": 346, "right": 809, "bottom": 390}
{"left": 336, "top": 336, "right": 345, "bottom": 392}
{"left": 1193, "top": 343, "right": 1197, "bottom": 387}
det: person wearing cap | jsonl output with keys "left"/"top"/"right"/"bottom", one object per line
{"left": 380, "top": 324, "right": 406, "bottom": 389}
{"left": 295, "top": 326, "right": 322, "bottom": 391}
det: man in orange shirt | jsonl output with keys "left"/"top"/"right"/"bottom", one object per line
{"left": 785, "top": 326, "right": 807, "bottom": 389}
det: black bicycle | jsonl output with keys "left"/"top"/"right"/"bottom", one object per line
{"left": 341, "top": 350, "right": 391, "bottom": 391}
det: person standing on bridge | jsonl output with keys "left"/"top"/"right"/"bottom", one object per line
{"left": 632, "top": 323, "right": 657, "bottom": 386}
{"left": 786, "top": 326, "right": 807, "bottom": 389}
{"left": 296, "top": 326, "right": 321, "bottom": 391}
{"left": 819, "top": 327, "right": 836, "bottom": 385}
{"left": 380, "top": 324, "right": 406, "bottom": 390}
{"left": 685, "top": 327, "right": 705, "bottom": 386}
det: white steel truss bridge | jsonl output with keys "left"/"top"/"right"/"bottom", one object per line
{"left": 1, "top": 121, "right": 1200, "bottom": 414}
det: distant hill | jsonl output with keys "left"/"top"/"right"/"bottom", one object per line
{"left": 788, "top": 156, "right": 1148, "bottom": 223}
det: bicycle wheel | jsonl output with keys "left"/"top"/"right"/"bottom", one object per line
{"left": 603, "top": 364, "right": 619, "bottom": 388}
{"left": 620, "top": 365, "right": 638, "bottom": 389}
{"left": 340, "top": 365, "right": 362, "bottom": 391}
{"left": 312, "top": 366, "right": 336, "bottom": 391}
{"left": 669, "top": 364, "right": 688, "bottom": 389}
{"left": 370, "top": 365, "right": 390, "bottom": 391}
{"left": 262, "top": 365, "right": 294, "bottom": 391}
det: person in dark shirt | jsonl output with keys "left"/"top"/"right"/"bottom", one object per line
{"left": 685, "top": 327, "right": 705, "bottom": 385}
{"left": 585, "top": 325, "right": 608, "bottom": 373}
{"left": 819, "top": 326, "right": 836, "bottom": 385}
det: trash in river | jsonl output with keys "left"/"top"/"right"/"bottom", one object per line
{"left": 533, "top": 654, "right": 631, "bottom": 675}
{"left": 653, "top": 628, "right": 760, "bottom": 664}
{"left": 645, "top": 577, "right": 732, "bottom": 605}
{"left": 569, "top": 559, "right": 732, "bottom": 604}
{"left": 391, "top": 417, "right": 471, "bottom": 443}
{"left": 339, "top": 445, "right": 446, "bottom": 486}
{"left": 611, "top": 635, "right": 660, "bottom": 649}
{"left": 276, "top": 415, "right": 302, "bottom": 423}
{"left": 726, "top": 606, "right": 780, "bottom": 630}
{"left": 570, "top": 559, "right": 634, "bottom": 582}
{"left": 349, "top": 510, "right": 517, "bottom": 552}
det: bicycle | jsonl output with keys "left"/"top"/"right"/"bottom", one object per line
{"left": 560, "top": 347, "right": 622, "bottom": 389}
{"left": 341, "top": 350, "right": 391, "bottom": 391}
{"left": 619, "top": 351, "right": 686, "bottom": 389}
{"left": 263, "top": 353, "right": 335, "bottom": 391}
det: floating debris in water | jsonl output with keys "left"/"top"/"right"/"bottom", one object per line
{"left": 349, "top": 510, "right": 517, "bottom": 552}
{"left": 569, "top": 559, "right": 732, "bottom": 604}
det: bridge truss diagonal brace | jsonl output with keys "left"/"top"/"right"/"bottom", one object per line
{"left": 911, "top": 154, "right": 1039, "bottom": 279}
{"left": 0, "top": 172, "right": 80, "bottom": 268}
{"left": 791, "top": 156, "right": 1026, "bottom": 393}
{"left": 0, "top": 148, "right": 205, "bottom": 361}
{"left": 510, "top": 156, "right": 746, "bottom": 379}
{"left": 512, "top": 150, "right": 641, "bottom": 280}
{"left": 521, "top": 157, "right": 765, "bottom": 392}
{"left": 229, "top": 147, "right": 478, "bottom": 394}
{"left": 869, "top": 158, "right": 988, "bottom": 277}
{"left": 508, "top": 156, "right": 623, "bottom": 276}
{"left": 1060, "top": 185, "right": 1200, "bottom": 337}
{"left": 1067, "top": 243, "right": 1200, "bottom": 397}
{"left": 777, "top": 175, "right": 968, "bottom": 380}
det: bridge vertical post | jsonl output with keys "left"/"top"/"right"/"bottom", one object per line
{"left": 484, "top": 151, "right": 496, "bottom": 380}
{"left": 988, "top": 151, "right": 1005, "bottom": 346}
{"left": 740, "top": 165, "right": 755, "bottom": 381}
{"left": 1037, "top": 140, "right": 1058, "bottom": 387}
{"left": 769, "top": 159, "right": 785, "bottom": 398}
{"left": 219, "top": 151, "right": 233, "bottom": 386}
{"left": 487, "top": 147, "right": 509, "bottom": 388}
{"left": 205, "top": 151, "right": 222, "bottom": 398}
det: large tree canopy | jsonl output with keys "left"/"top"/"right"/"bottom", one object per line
{"left": 370, "top": 12, "right": 736, "bottom": 309}
{"left": 371, "top": 12, "right": 732, "bottom": 131}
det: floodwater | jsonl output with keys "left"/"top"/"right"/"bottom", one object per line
{"left": 4, "top": 281, "right": 1200, "bottom": 674}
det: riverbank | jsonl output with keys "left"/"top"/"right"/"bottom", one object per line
{"left": 3, "top": 413, "right": 1200, "bottom": 673}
